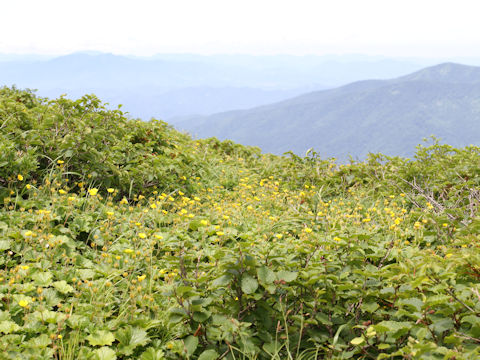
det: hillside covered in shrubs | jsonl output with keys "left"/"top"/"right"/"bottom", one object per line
{"left": 1, "top": 87, "right": 480, "bottom": 359}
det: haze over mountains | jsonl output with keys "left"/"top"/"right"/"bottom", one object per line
{"left": 0, "top": 52, "right": 430, "bottom": 119}
{"left": 2, "top": 53, "right": 480, "bottom": 160}
{"left": 174, "top": 63, "right": 480, "bottom": 160}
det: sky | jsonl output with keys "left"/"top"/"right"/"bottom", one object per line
{"left": 1, "top": 0, "right": 480, "bottom": 57}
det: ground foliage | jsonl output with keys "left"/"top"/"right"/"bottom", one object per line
{"left": 1, "top": 87, "right": 480, "bottom": 359}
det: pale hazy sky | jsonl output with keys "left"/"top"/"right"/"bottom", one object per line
{"left": 1, "top": 0, "right": 480, "bottom": 57}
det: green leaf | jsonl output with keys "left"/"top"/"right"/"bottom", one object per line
{"left": 0, "top": 320, "right": 20, "bottom": 334}
{"left": 374, "top": 321, "right": 412, "bottom": 338}
{"left": 198, "top": 349, "right": 219, "bottom": 360}
{"left": 66, "top": 314, "right": 89, "bottom": 330}
{"left": 78, "top": 269, "right": 96, "bottom": 280}
{"left": 193, "top": 310, "right": 211, "bottom": 323}
{"left": 140, "top": 348, "right": 165, "bottom": 360}
{"left": 430, "top": 318, "right": 454, "bottom": 333}
{"left": 241, "top": 275, "right": 258, "bottom": 294}
{"left": 350, "top": 337, "right": 365, "bottom": 345}
{"left": 361, "top": 302, "right": 379, "bottom": 313}
{"left": 52, "top": 280, "right": 74, "bottom": 294}
{"left": 0, "top": 240, "right": 11, "bottom": 251}
{"left": 276, "top": 270, "right": 298, "bottom": 282}
{"left": 87, "top": 330, "right": 116, "bottom": 346}
{"left": 26, "top": 334, "right": 52, "bottom": 348}
{"left": 116, "top": 327, "right": 149, "bottom": 355}
{"left": 257, "top": 266, "right": 275, "bottom": 285}
{"left": 169, "top": 308, "right": 188, "bottom": 323}
{"left": 211, "top": 274, "right": 231, "bottom": 288}
{"left": 184, "top": 335, "right": 198, "bottom": 357}
{"left": 398, "top": 297, "right": 423, "bottom": 312}
{"left": 32, "top": 272, "right": 53, "bottom": 286}
{"left": 94, "top": 346, "right": 117, "bottom": 360}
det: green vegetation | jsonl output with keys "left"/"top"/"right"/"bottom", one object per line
{"left": 1, "top": 87, "right": 480, "bottom": 359}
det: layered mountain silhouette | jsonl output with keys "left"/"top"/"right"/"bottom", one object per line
{"left": 0, "top": 52, "right": 426, "bottom": 118}
{"left": 173, "top": 63, "right": 480, "bottom": 159}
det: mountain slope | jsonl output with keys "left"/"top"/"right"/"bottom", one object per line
{"left": 174, "top": 63, "right": 480, "bottom": 159}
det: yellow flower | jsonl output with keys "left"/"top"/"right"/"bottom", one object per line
{"left": 137, "top": 274, "right": 146, "bottom": 282}
{"left": 17, "top": 174, "right": 24, "bottom": 181}
{"left": 138, "top": 233, "right": 147, "bottom": 239}
{"left": 275, "top": 234, "right": 283, "bottom": 239}
{"left": 19, "top": 300, "right": 29, "bottom": 308}
{"left": 304, "top": 227, "right": 313, "bottom": 233}
{"left": 120, "top": 197, "right": 128, "bottom": 204}
{"left": 216, "top": 231, "right": 224, "bottom": 236}
{"left": 26, "top": 184, "right": 31, "bottom": 189}
{"left": 88, "top": 188, "right": 98, "bottom": 196}
{"left": 21, "top": 265, "right": 30, "bottom": 270}
{"left": 200, "top": 220, "right": 209, "bottom": 226}
{"left": 24, "top": 230, "right": 33, "bottom": 237}
{"left": 124, "top": 249, "right": 134, "bottom": 254}
{"left": 58, "top": 189, "right": 67, "bottom": 195}
{"left": 57, "top": 160, "right": 64, "bottom": 164}
{"left": 107, "top": 188, "right": 115, "bottom": 193}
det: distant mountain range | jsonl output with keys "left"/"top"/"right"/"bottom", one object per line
{"left": 0, "top": 52, "right": 430, "bottom": 119}
{"left": 173, "top": 63, "right": 480, "bottom": 160}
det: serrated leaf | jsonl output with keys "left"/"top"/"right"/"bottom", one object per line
{"left": 398, "top": 298, "right": 423, "bottom": 312}
{"left": 66, "top": 314, "right": 89, "bottom": 329}
{"left": 116, "top": 327, "right": 149, "bottom": 355}
{"left": 430, "top": 318, "right": 454, "bottom": 333}
{"left": 140, "top": 348, "right": 165, "bottom": 360}
{"left": 0, "top": 320, "right": 20, "bottom": 334}
{"left": 374, "top": 321, "right": 412, "bottom": 338}
{"left": 241, "top": 275, "right": 258, "bottom": 294}
{"left": 257, "top": 266, "right": 275, "bottom": 285}
{"left": 94, "top": 346, "right": 117, "bottom": 360}
{"left": 78, "top": 269, "right": 96, "bottom": 280}
{"left": 211, "top": 275, "right": 231, "bottom": 288}
{"left": 169, "top": 308, "right": 187, "bottom": 323}
{"left": 184, "top": 335, "right": 198, "bottom": 357}
{"left": 198, "top": 349, "right": 219, "bottom": 360}
{"left": 87, "top": 330, "right": 116, "bottom": 346}
{"left": 361, "top": 302, "right": 379, "bottom": 313}
{"left": 53, "top": 280, "right": 74, "bottom": 294}
{"left": 276, "top": 270, "right": 298, "bottom": 282}
{"left": 26, "top": 334, "right": 51, "bottom": 348}
{"left": 32, "top": 272, "right": 53, "bottom": 286}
